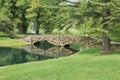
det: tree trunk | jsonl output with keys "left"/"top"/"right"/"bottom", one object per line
{"left": 35, "top": 14, "right": 40, "bottom": 34}
{"left": 18, "top": 23, "right": 24, "bottom": 34}
{"left": 18, "top": 10, "right": 28, "bottom": 34}
{"left": 102, "top": 0, "right": 111, "bottom": 52}
{"left": 17, "top": 23, "right": 27, "bottom": 34}
{"left": 35, "top": 26, "right": 39, "bottom": 34}
{"left": 102, "top": 35, "right": 111, "bottom": 52}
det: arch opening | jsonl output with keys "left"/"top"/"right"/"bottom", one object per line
{"left": 34, "top": 40, "right": 55, "bottom": 50}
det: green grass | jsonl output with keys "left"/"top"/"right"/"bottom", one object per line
{"left": 0, "top": 37, "right": 28, "bottom": 47}
{"left": 0, "top": 32, "right": 28, "bottom": 46}
{"left": 0, "top": 48, "right": 120, "bottom": 80}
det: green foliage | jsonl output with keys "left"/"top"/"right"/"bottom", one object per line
{"left": 0, "top": 0, "right": 120, "bottom": 42}
{"left": 88, "top": 0, "right": 120, "bottom": 41}
{"left": 0, "top": 12, "right": 15, "bottom": 38}
{"left": 26, "top": 0, "right": 68, "bottom": 34}
{"left": 0, "top": 0, "right": 29, "bottom": 34}
{"left": 67, "top": 0, "right": 120, "bottom": 42}
{"left": 70, "top": 43, "right": 88, "bottom": 51}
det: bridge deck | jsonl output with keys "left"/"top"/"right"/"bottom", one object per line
{"left": 25, "top": 35, "right": 101, "bottom": 47}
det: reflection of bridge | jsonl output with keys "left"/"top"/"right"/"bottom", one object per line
{"left": 25, "top": 35, "right": 101, "bottom": 47}
{"left": 23, "top": 45, "right": 74, "bottom": 58}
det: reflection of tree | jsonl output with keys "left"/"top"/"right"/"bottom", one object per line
{"left": 0, "top": 47, "right": 36, "bottom": 66}
{"left": 11, "top": 50, "right": 27, "bottom": 64}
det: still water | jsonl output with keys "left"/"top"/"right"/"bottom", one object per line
{"left": 0, "top": 46, "right": 73, "bottom": 67}
{"left": 0, "top": 41, "right": 88, "bottom": 67}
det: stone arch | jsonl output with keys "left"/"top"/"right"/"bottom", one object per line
{"left": 34, "top": 40, "right": 55, "bottom": 50}
{"left": 25, "top": 35, "right": 101, "bottom": 47}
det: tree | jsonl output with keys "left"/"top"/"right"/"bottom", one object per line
{"left": 0, "top": 0, "right": 18, "bottom": 33}
{"left": 0, "top": 13, "right": 15, "bottom": 38}
{"left": 26, "top": 0, "right": 55, "bottom": 34}
{"left": 0, "top": 0, "right": 68, "bottom": 34}
{"left": 26, "top": 0, "right": 66, "bottom": 34}
{"left": 89, "top": 0, "right": 120, "bottom": 51}
{"left": 101, "top": 0, "right": 111, "bottom": 51}
{"left": 0, "top": 0, "right": 29, "bottom": 34}
{"left": 15, "top": 0, "right": 29, "bottom": 34}
{"left": 62, "top": 0, "right": 120, "bottom": 52}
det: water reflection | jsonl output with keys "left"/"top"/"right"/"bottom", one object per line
{"left": 23, "top": 45, "right": 74, "bottom": 58}
{"left": 0, "top": 45, "right": 75, "bottom": 67}
{"left": 0, "top": 47, "right": 30, "bottom": 66}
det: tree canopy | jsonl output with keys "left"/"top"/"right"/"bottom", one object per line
{"left": 0, "top": 0, "right": 120, "bottom": 51}
{"left": 0, "top": 12, "right": 15, "bottom": 38}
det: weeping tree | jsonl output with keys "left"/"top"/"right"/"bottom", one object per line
{"left": 88, "top": 0, "right": 120, "bottom": 51}
{"left": 67, "top": 0, "right": 120, "bottom": 52}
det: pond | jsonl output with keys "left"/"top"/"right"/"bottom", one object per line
{"left": 0, "top": 41, "right": 88, "bottom": 67}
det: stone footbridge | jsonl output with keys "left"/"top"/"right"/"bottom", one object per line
{"left": 25, "top": 35, "right": 101, "bottom": 47}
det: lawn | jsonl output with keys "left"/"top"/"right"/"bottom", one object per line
{"left": 0, "top": 37, "right": 28, "bottom": 46}
{"left": 0, "top": 32, "right": 28, "bottom": 46}
{"left": 0, "top": 48, "right": 120, "bottom": 80}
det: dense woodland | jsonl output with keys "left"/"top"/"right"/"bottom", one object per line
{"left": 0, "top": 0, "right": 120, "bottom": 52}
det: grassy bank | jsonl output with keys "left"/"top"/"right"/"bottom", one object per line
{"left": 0, "top": 37, "right": 28, "bottom": 46}
{"left": 0, "top": 33, "right": 28, "bottom": 46}
{"left": 0, "top": 48, "right": 120, "bottom": 80}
